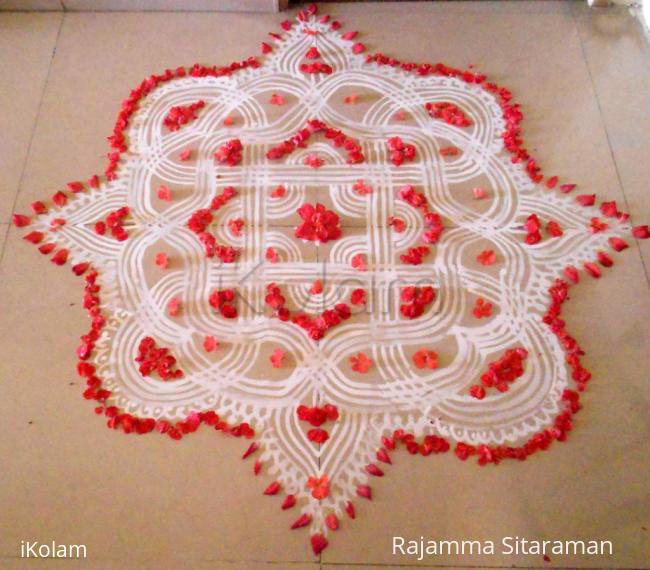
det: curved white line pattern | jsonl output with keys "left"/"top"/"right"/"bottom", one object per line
{"left": 31, "top": 12, "right": 634, "bottom": 534}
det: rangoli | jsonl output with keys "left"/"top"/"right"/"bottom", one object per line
{"left": 14, "top": 3, "right": 649, "bottom": 556}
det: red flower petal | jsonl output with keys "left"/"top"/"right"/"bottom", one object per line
{"left": 597, "top": 251, "right": 613, "bottom": 267}
{"left": 476, "top": 249, "right": 497, "bottom": 266}
{"left": 376, "top": 447, "right": 392, "bottom": 464}
{"left": 290, "top": 512, "right": 312, "bottom": 529}
{"left": 88, "top": 174, "right": 100, "bottom": 188}
{"left": 546, "top": 220, "right": 563, "bottom": 237}
{"left": 345, "top": 501, "right": 356, "bottom": 519}
{"left": 342, "top": 30, "right": 358, "bottom": 40}
{"left": 472, "top": 187, "right": 487, "bottom": 199}
{"left": 67, "top": 181, "right": 85, "bottom": 193}
{"left": 51, "top": 249, "right": 69, "bottom": 266}
{"left": 281, "top": 494, "right": 296, "bottom": 509}
{"left": 157, "top": 185, "right": 172, "bottom": 201}
{"left": 269, "top": 93, "right": 285, "bottom": 105}
{"left": 351, "top": 42, "right": 366, "bottom": 54}
{"left": 583, "top": 262, "right": 602, "bottom": 278}
{"left": 12, "top": 214, "right": 30, "bottom": 227}
{"left": 242, "top": 441, "right": 259, "bottom": 460}
{"left": 270, "top": 348, "right": 285, "bottom": 368}
{"left": 203, "top": 335, "right": 218, "bottom": 353}
{"left": 350, "top": 288, "right": 366, "bottom": 305}
{"left": 266, "top": 247, "right": 279, "bottom": 263}
{"left": 38, "top": 243, "right": 55, "bottom": 255}
{"left": 280, "top": 20, "right": 292, "bottom": 31}
{"left": 311, "top": 533, "right": 328, "bottom": 555}
{"left": 23, "top": 231, "right": 44, "bottom": 244}
{"left": 608, "top": 237, "right": 628, "bottom": 252}
{"left": 155, "top": 252, "right": 169, "bottom": 269}
{"left": 305, "top": 46, "right": 321, "bottom": 60}
{"left": 261, "top": 42, "right": 272, "bottom": 54}
{"left": 52, "top": 191, "right": 67, "bottom": 206}
{"left": 179, "top": 149, "right": 192, "bottom": 161}
{"left": 632, "top": 225, "right": 650, "bottom": 239}
{"left": 560, "top": 183, "right": 576, "bottom": 193}
{"left": 167, "top": 297, "right": 182, "bottom": 316}
{"left": 325, "top": 514, "right": 339, "bottom": 531}
{"left": 30, "top": 201, "right": 47, "bottom": 215}
{"left": 365, "top": 463, "right": 384, "bottom": 477}
{"left": 264, "top": 481, "right": 281, "bottom": 495}
{"left": 350, "top": 253, "right": 367, "bottom": 271}
{"left": 310, "top": 280, "right": 323, "bottom": 294}
{"left": 469, "top": 385, "right": 486, "bottom": 399}
{"left": 72, "top": 262, "right": 90, "bottom": 276}
{"left": 270, "top": 185, "right": 286, "bottom": 198}
{"left": 576, "top": 194, "right": 596, "bottom": 207}
{"left": 350, "top": 352, "right": 373, "bottom": 373}
{"left": 564, "top": 265, "right": 580, "bottom": 283}
{"left": 545, "top": 176, "right": 558, "bottom": 189}
{"left": 356, "top": 484, "right": 372, "bottom": 500}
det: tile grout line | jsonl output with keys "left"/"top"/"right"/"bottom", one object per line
{"left": 0, "top": 11, "right": 64, "bottom": 266}
{"left": 571, "top": 6, "right": 650, "bottom": 290}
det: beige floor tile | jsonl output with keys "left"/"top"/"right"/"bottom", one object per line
{"left": 2, "top": 1, "right": 649, "bottom": 568}
{"left": 572, "top": 3, "right": 650, "bottom": 282}
{"left": 0, "top": 13, "right": 61, "bottom": 223}
{"left": 0, "top": 0, "right": 62, "bottom": 9}
{"left": 62, "top": 0, "right": 277, "bottom": 11}
{"left": 0, "top": 558, "right": 317, "bottom": 570}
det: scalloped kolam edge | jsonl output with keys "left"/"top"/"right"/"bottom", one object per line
{"left": 11, "top": 2, "right": 649, "bottom": 557}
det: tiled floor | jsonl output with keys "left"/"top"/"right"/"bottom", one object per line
{"left": 0, "top": 2, "right": 649, "bottom": 568}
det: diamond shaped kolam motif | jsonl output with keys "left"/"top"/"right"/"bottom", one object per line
{"left": 14, "top": 3, "right": 649, "bottom": 556}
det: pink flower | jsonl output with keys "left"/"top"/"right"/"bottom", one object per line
{"left": 167, "top": 297, "right": 181, "bottom": 317}
{"left": 476, "top": 249, "right": 497, "bottom": 266}
{"left": 413, "top": 349, "right": 438, "bottom": 369}
{"left": 351, "top": 253, "right": 367, "bottom": 271}
{"left": 155, "top": 252, "right": 169, "bottom": 269}
{"left": 269, "top": 93, "right": 285, "bottom": 105}
{"left": 270, "top": 185, "right": 286, "bottom": 198}
{"left": 270, "top": 348, "right": 285, "bottom": 368}
{"left": 295, "top": 203, "right": 341, "bottom": 243}
{"left": 306, "top": 475, "right": 330, "bottom": 500}
{"left": 203, "top": 335, "right": 218, "bottom": 352}
{"left": 350, "top": 352, "right": 373, "bottom": 373}
{"left": 472, "top": 297, "right": 492, "bottom": 319}
{"left": 157, "top": 185, "right": 172, "bottom": 201}
{"left": 472, "top": 187, "right": 487, "bottom": 199}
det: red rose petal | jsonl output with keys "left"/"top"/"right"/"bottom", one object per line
{"left": 564, "top": 265, "right": 580, "bottom": 283}
{"left": 72, "top": 262, "right": 90, "bottom": 276}
{"left": 377, "top": 447, "right": 392, "bottom": 464}
{"left": 583, "top": 262, "right": 602, "bottom": 278}
{"left": 632, "top": 225, "right": 650, "bottom": 239}
{"left": 12, "top": 214, "right": 30, "bottom": 227}
{"left": 281, "top": 494, "right": 296, "bottom": 509}
{"left": 242, "top": 441, "right": 259, "bottom": 460}
{"left": 608, "top": 237, "right": 628, "bottom": 252}
{"left": 311, "top": 533, "right": 328, "bottom": 555}
{"left": 50, "top": 248, "right": 68, "bottom": 265}
{"left": 576, "top": 194, "right": 596, "bottom": 207}
{"left": 23, "top": 231, "right": 44, "bottom": 244}
{"left": 356, "top": 484, "right": 372, "bottom": 500}
{"left": 264, "top": 481, "right": 281, "bottom": 495}
{"left": 52, "top": 191, "right": 68, "bottom": 206}
{"left": 325, "top": 514, "right": 339, "bottom": 531}
{"left": 290, "top": 512, "right": 312, "bottom": 529}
